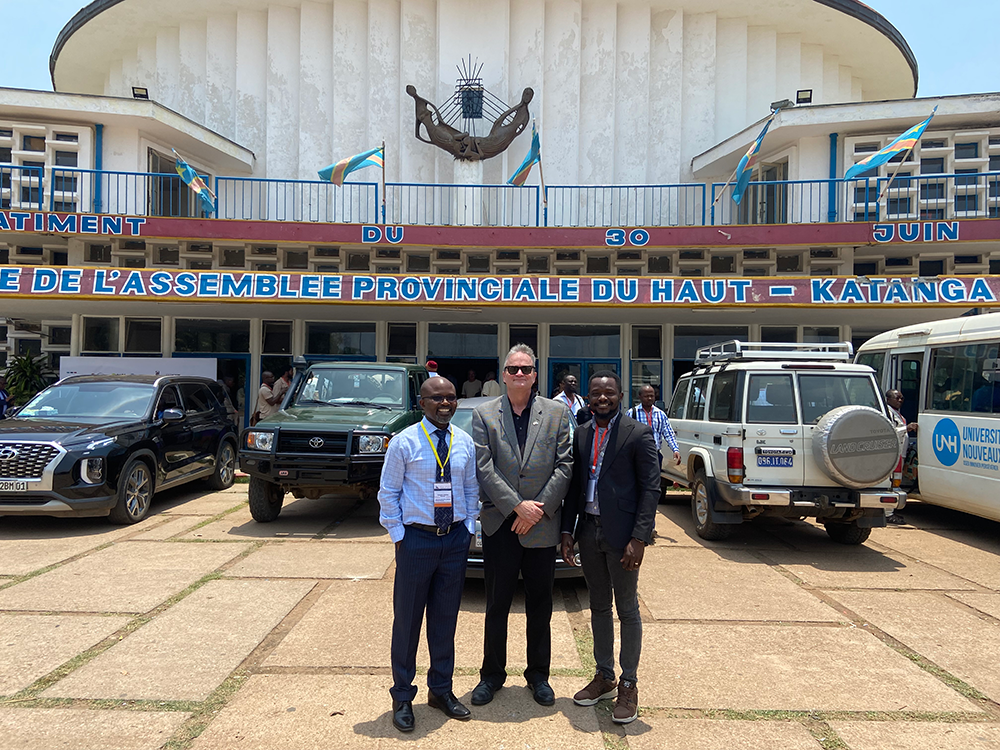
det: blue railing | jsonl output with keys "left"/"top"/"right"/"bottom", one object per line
{"left": 26, "top": 169, "right": 1000, "bottom": 228}
{"left": 1, "top": 165, "right": 45, "bottom": 211}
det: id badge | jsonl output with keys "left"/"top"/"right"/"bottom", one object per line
{"left": 434, "top": 482, "right": 452, "bottom": 508}
{"left": 585, "top": 477, "right": 596, "bottom": 506}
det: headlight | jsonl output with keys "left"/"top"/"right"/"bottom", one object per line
{"left": 80, "top": 457, "right": 105, "bottom": 484}
{"left": 245, "top": 431, "right": 274, "bottom": 451}
{"left": 357, "top": 434, "right": 389, "bottom": 454}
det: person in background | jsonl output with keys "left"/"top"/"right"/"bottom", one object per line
{"left": 627, "top": 384, "right": 681, "bottom": 468}
{"left": 555, "top": 374, "right": 587, "bottom": 418}
{"left": 561, "top": 370, "right": 660, "bottom": 725}
{"left": 0, "top": 376, "right": 11, "bottom": 419}
{"left": 886, "top": 388, "right": 917, "bottom": 522}
{"left": 426, "top": 360, "right": 440, "bottom": 378}
{"left": 462, "top": 369, "right": 482, "bottom": 399}
{"left": 256, "top": 371, "right": 282, "bottom": 422}
{"left": 481, "top": 371, "right": 501, "bottom": 398}
{"left": 378, "top": 376, "right": 479, "bottom": 733}
{"left": 271, "top": 366, "right": 293, "bottom": 403}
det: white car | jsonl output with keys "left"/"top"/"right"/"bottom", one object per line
{"left": 661, "top": 341, "right": 905, "bottom": 545}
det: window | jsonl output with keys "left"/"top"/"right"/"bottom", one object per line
{"left": 124, "top": 318, "right": 161, "bottom": 353}
{"left": 921, "top": 139, "right": 946, "bottom": 150}
{"left": 668, "top": 379, "right": 690, "bottom": 419}
{"left": 761, "top": 326, "right": 796, "bottom": 343}
{"left": 285, "top": 250, "right": 309, "bottom": 269}
{"left": 648, "top": 255, "right": 671, "bottom": 274}
{"left": 54, "top": 133, "right": 78, "bottom": 143}
{"left": 16, "top": 338, "right": 42, "bottom": 357}
{"left": 467, "top": 255, "right": 490, "bottom": 272}
{"left": 776, "top": 254, "right": 801, "bottom": 273}
{"left": 0, "top": 147, "right": 11, "bottom": 162}
{"left": 306, "top": 322, "right": 376, "bottom": 357}
{"left": 148, "top": 148, "right": 208, "bottom": 218}
{"left": 262, "top": 321, "right": 292, "bottom": 354}
{"left": 853, "top": 261, "right": 878, "bottom": 276}
{"left": 919, "top": 259, "right": 945, "bottom": 276}
{"left": 436, "top": 249, "right": 460, "bottom": 261}
{"left": 157, "top": 246, "right": 179, "bottom": 265}
{"left": 854, "top": 143, "right": 879, "bottom": 154}
{"left": 21, "top": 186, "right": 40, "bottom": 204}
{"left": 955, "top": 194, "right": 979, "bottom": 213}
{"left": 427, "top": 323, "right": 498, "bottom": 357}
{"left": 679, "top": 250, "right": 704, "bottom": 260}
{"left": 955, "top": 168, "right": 980, "bottom": 187}
{"left": 803, "top": 326, "right": 839, "bottom": 343}
{"left": 406, "top": 254, "right": 430, "bottom": 272}
{"left": 709, "top": 371, "right": 740, "bottom": 422}
{"left": 377, "top": 248, "right": 400, "bottom": 259}
{"left": 855, "top": 351, "right": 886, "bottom": 385}
{"left": 387, "top": 323, "right": 417, "bottom": 360}
{"left": 747, "top": 374, "right": 796, "bottom": 424}
{"left": 710, "top": 255, "right": 735, "bottom": 273}
{"left": 187, "top": 259, "right": 212, "bottom": 270}
{"left": 556, "top": 251, "right": 580, "bottom": 262}
{"left": 526, "top": 255, "right": 549, "bottom": 274}
{"left": 175, "top": 319, "right": 250, "bottom": 353}
{"left": 799, "top": 375, "right": 879, "bottom": 424}
{"left": 509, "top": 325, "right": 538, "bottom": 356}
{"left": 929, "top": 343, "right": 1000, "bottom": 413}
{"left": 744, "top": 249, "right": 770, "bottom": 260}
{"left": 885, "top": 257, "right": 912, "bottom": 267}
{"left": 810, "top": 248, "right": 837, "bottom": 259}
{"left": 22, "top": 135, "right": 45, "bottom": 152}
{"left": 83, "top": 317, "right": 119, "bottom": 352}
{"left": 550, "top": 325, "right": 619, "bottom": 358}
{"left": 586, "top": 255, "right": 610, "bottom": 274}
{"left": 54, "top": 150, "right": 77, "bottom": 167}
{"left": 221, "top": 247, "right": 245, "bottom": 267}
{"left": 179, "top": 383, "right": 216, "bottom": 414}
{"left": 346, "top": 253, "right": 370, "bottom": 271}
{"left": 685, "top": 376, "right": 708, "bottom": 421}
{"left": 122, "top": 257, "right": 147, "bottom": 268}
{"left": 49, "top": 326, "right": 72, "bottom": 346}
{"left": 632, "top": 327, "right": 661, "bottom": 359}
{"left": 954, "top": 255, "right": 980, "bottom": 265}
{"left": 497, "top": 251, "right": 520, "bottom": 261}
{"left": 955, "top": 142, "right": 979, "bottom": 160}
{"left": 921, "top": 157, "right": 945, "bottom": 174}
{"left": 887, "top": 197, "right": 911, "bottom": 216}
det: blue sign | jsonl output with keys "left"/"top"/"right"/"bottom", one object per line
{"left": 932, "top": 418, "right": 961, "bottom": 467}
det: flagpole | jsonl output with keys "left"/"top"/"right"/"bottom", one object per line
{"left": 711, "top": 112, "right": 775, "bottom": 211}
{"left": 380, "top": 140, "right": 386, "bottom": 225}
{"left": 874, "top": 149, "right": 914, "bottom": 210}
{"left": 533, "top": 119, "right": 548, "bottom": 227}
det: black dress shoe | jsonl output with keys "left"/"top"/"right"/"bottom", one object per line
{"left": 392, "top": 700, "right": 414, "bottom": 732}
{"left": 471, "top": 679, "right": 502, "bottom": 706}
{"left": 529, "top": 680, "right": 555, "bottom": 706}
{"left": 428, "top": 690, "right": 472, "bottom": 720}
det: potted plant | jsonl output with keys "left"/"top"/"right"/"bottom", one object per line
{"left": 3, "top": 353, "right": 53, "bottom": 407}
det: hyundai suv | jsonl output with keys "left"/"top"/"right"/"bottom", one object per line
{"left": 661, "top": 341, "right": 905, "bottom": 545}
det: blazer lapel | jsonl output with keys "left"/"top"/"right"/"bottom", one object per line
{"left": 519, "top": 398, "right": 545, "bottom": 467}
{"left": 600, "top": 415, "right": 632, "bottom": 479}
{"left": 499, "top": 396, "right": 522, "bottom": 465}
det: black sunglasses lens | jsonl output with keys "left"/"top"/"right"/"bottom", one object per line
{"left": 505, "top": 365, "right": 534, "bottom": 375}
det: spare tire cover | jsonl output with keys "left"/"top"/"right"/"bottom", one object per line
{"left": 812, "top": 405, "right": 900, "bottom": 489}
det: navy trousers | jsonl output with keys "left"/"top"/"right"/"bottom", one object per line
{"left": 390, "top": 523, "right": 470, "bottom": 701}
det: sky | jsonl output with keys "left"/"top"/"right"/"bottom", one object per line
{"left": 1, "top": 0, "right": 998, "bottom": 99}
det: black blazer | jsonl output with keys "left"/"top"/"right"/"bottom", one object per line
{"left": 562, "top": 412, "right": 661, "bottom": 550}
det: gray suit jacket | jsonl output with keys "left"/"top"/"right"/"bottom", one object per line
{"left": 472, "top": 395, "right": 573, "bottom": 548}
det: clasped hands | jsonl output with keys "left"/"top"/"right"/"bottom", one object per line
{"left": 511, "top": 499, "right": 545, "bottom": 535}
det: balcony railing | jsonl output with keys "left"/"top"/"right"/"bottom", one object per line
{"left": 23, "top": 168, "right": 1000, "bottom": 229}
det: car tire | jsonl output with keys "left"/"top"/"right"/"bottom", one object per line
{"left": 691, "top": 469, "right": 733, "bottom": 541}
{"left": 207, "top": 439, "right": 237, "bottom": 491}
{"left": 108, "top": 457, "right": 154, "bottom": 525}
{"left": 248, "top": 476, "right": 284, "bottom": 522}
{"left": 824, "top": 521, "right": 871, "bottom": 545}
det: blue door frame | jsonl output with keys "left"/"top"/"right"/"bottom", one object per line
{"left": 548, "top": 359, "right": 621, "bottom": 400}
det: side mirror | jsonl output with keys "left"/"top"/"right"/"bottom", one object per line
{"left": 161, "top": 408, "right": 185, "bottom": 422}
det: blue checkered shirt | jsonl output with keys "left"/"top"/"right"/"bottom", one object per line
{"left": 627, "top": 404, "right": 680, "bottom": 454}
{"left": 377, "top": 417, "right": 479, "bottom": 543}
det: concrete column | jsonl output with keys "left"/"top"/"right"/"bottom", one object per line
{"left": 823, "top": 55, "right": 840, "bottom": 104}
{"left": 178, "top": 20, "right": 207, "bottom": 124}
{"left": 399, "top": 0, "right": 437, "bottom": 184}
{"left": 614, "top": 3, "right": 650, "bottom": 185}
{"left": 543, "top": 0, "right": 582, "bottom": 184}
{"left": 292, "top": 317, "right": 306, "bottom": 359}
{"left": 154, "top": 28, "right": 180, "bottom": 111}
{"left": 775, "top": 33, "right": 800, "bottom": 104}
{"left": 714, "top": 17, "right": 747, "bottom": 143}
{"left": 452, "top": 161, "right": 483, "bottom": 225}
{"left": 648, "top": 8, "right": 683, "bottom": 185}
{"left": 206, "top": 13, "right": 238, "bottom": 138}
{"left": 578, "top": 0, "right": 617, "bottom": 185}
{"left": 70, "top": 313, "right": 82, "bottom": 356}
{"left": 839, "top": 65, "right": 853, "bottom": 103}
{"left": 249, "top": 318, "right": 263, "bottom": 414}
{"left": 367, "top": 0, "right": 401, "bottom": 185}
{"left": 506, "top": 0, "right": 546, "bottom": 188}
{"left": 852, "top": 77, "right": 863, "bottom": 102}
{"left": 266, "top": 5, "right": 300, "bottom": 180}
{"left": 135, "top": 37, "right": 157, "bottom": 99}
{"left": 800, "top": 44, "right": 823, "bottom": 104}
{"left": 161, "top": 315, "right": 173, "bottom": 355}
{"left": 236, "top": 10, "right": 268, "bottom": 178}
{"left": 299, "top": 1, "right": 334, "bottom": 183}
{"left": 332, "top": 0, "right": 368, "bottom": 179}
{"left": 106, "top": 61, "right": 124, "bottom": 98}
{"left": 746, "top": 26, "right": 776, "bottom": 123}
{"left": 680, "top": 12, "right": 717, "bottom": 182}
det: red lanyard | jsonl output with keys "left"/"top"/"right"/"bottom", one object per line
{"left": 562, "top": 392, "right": 576, "bottom": 409}
{"left": 640, "top": 407, "right": 653, "bottom": 425}
{"left": 591, "top": 425, "right": 610, "bottom": 476}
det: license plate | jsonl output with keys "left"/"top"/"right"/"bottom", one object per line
{"left": 475, "top": 530, "right": 482, "bottom": 549}
{"left": 757, "top": 456, "right": 793, "bottom": 468}
{"left": 0, "top": 480, "right": 28, "bottom": 492}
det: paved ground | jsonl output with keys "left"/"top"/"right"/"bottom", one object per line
{"left": 2, "top": 485, "right": 1000, "bottom": 750}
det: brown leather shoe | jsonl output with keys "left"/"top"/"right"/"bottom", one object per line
{"left": 612, "top": 679, "right": 638, "bottom": 724}
{"left": 572, "top": 673, "right": 618, "bottom": 706}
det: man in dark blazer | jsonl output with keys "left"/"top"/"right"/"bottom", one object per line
{"left": 471, "top": 343, "right": 573, "bottom": 707}
{"left": 561, "top": 369, "right": 660, "bottom": 725}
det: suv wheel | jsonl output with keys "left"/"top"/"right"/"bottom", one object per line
{"left": 248, "top": 476, "right": 285, "bottom": 522}
{"left": 108, "top": 457, "right": 154, "bottom": 524}
{"left": 690, "top": 469, "right": 733, "bottom": 541}
{"left": 824, "top": 521, "right": 871, "bottom": 545}
{"left": 207, "top": 440, "right": 237, "bottom": 490}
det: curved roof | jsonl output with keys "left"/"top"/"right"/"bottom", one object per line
{"left": 51, "top": 0, "right": 918, "bottom": 99}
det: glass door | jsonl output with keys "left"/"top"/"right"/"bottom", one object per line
{"left": 549, "top": 359, "right": 621, "bottom": 400}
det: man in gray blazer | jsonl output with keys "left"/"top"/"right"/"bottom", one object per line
{"left": 470, "top": 343, "right": 573, "bottom": 707}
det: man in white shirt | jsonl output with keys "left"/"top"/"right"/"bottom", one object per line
{"left": 271, "top": 366, "right": 293, "bottom": 403}
{"left": 462, "top": 369, "right": 482, "bottom": 399}
{"left": 555, "top": 374, "right": 586, "bottom": 416}
{"left": 256, "top": 372, "right": 282, "bottom": 421}
{"left": 481, "top": 371, "right": 501, "bottom": 397}
{"left": 426, "top": 360, "right": 440, "bottom": 377}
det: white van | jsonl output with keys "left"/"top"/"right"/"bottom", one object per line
{"left": 856, "top": 314, "right": 1000, "bottom": 522}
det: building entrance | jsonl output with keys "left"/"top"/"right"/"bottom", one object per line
{"left": 549, "top": 360, "right": 621, "bottom": 400}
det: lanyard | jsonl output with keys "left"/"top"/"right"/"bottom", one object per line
{"left": 562, "top": 392, "right": 578, "bottom": 409}
{"left": 638, "top": 407, "right": 653, "bottom": 425}
{"left": 591, "top": 425, "right": 610, "bottom": 477}
{"left": 420, "top": 422, "right": 452, "bottom": 475}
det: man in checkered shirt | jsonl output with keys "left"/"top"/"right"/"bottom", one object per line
{"left": 627, "top": 384, "right": 681, "bottom": 467}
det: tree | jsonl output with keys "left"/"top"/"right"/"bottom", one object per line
{"left": 3, "top": 354, "right": 53, "bottom": 406}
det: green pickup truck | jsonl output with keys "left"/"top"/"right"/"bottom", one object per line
{"left": 239, "top": 362, "right": 428, "bottom": 522}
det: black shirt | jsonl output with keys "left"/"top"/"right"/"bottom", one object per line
{"left": 510, "top": 393, "right": 535, "bottom": 453}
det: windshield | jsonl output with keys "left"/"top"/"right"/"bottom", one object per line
{"left": 798, "top": 374, "right": 880, "bottom": 424}
{"left": 20, "top": 383, "right": 157, "bottom": 419}
{"left": 295, "top": 368, "right": 406, "bottom": 408}
{"left": 450, "top": 408, "right": 474, "bottom": 436}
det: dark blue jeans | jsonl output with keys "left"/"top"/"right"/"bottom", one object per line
{"left": 578, "top": 514, "right": 642, "bottom": 684}
{"left": 390, "top": 523, "right": 470, "bottom": 701}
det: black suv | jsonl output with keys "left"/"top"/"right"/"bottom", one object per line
{"left": 0, "top": 375, "right": 238, "bottom": 523}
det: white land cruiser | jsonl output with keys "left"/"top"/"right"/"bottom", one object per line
{"left": 662, "top": 341, "right": 905, "bottom": 545}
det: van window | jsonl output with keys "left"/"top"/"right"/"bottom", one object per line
{"left": 746, "top": 374, "right": 796, "bottom": 424}
{"left": 686, "top": 376, "right": 709, "bottom": 421}
{"left": 708, "top": 371, "right": 740, "bottom": 422}
{"left": 856, "top": 351, "right": 885, "bottom": 385}
{"left": 929, "top": 343, "right": 1000, "bottom": 414}
{"left": 668, "top": 379, "right": 690, "bottom": 419}
{"left": 798, "top": 374, "right": 879, "bottom": 423}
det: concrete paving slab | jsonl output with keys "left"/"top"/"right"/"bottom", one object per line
{"left": 264, "top": 580, "right": 581, "bottom": 672}
{"left": 640, "top": 547, "right": 842, "bottom": 622}
{"left": 765, "top": 545, "right": 975, "bottom": 591}
{"left": 156, "top": 487, "right": 247, "bottom": 516}
{"left": 625, "top": 718, "right": 823, "bottom": 750}
{"left": 181, "top": 495, "right": 355, "bottom": 541}
{"left": 227, "top": 542, "right": 395, "bottom": 579}
{"left": 653, "top": 505, "right": 790, "bottom": 550}
{"left": 829, "top": 721, "right": 1000, "bottom": 750}
{"left": 836, "top": 590, "right": 1000, "bottom": 704}
{"left": 874, "top": 529, "right": 1000, "bottom": 591}
{"left": 639, "top": 622, "right": 976, "bottom": 712}
{"left": 130, "top": 516, "right": 213, "bottom": 541}
{"left": 0, "top": 614, "right": 129, "bottom": 694}
{"left": 44, "top": 579, "right": 314, "bottom": 701}
{"left": 0, "top": 708, "right": 189, "bottom": 750}
{"left": 948, "top": 591, "right": 1000, "bottom": 621}
{"left": 322, "top": 517, "right": 391, "bottom": 542}
{"left": 191, "top": 674, "right": 603, "bottom": 750}
{"left": 0, "top": 541, "right": 249, "bottom": 613}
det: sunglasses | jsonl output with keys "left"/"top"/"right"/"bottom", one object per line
{"left": 504, "top": 365, "right": 535, "bottom": 375}
{"left": 423, "top": 394, "right": 458, "bottom": 403}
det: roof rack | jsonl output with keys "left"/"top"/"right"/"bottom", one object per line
{"left": 694, "top": 340, "right": 854, "bottom": 364}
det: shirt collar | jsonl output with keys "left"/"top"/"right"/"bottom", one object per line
{"left": 420, "top": 416, "right": 452, "bottom": 435}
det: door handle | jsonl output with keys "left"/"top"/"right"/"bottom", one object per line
{"left": 713, "top": 436, "right": 722, "bottom": 445}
